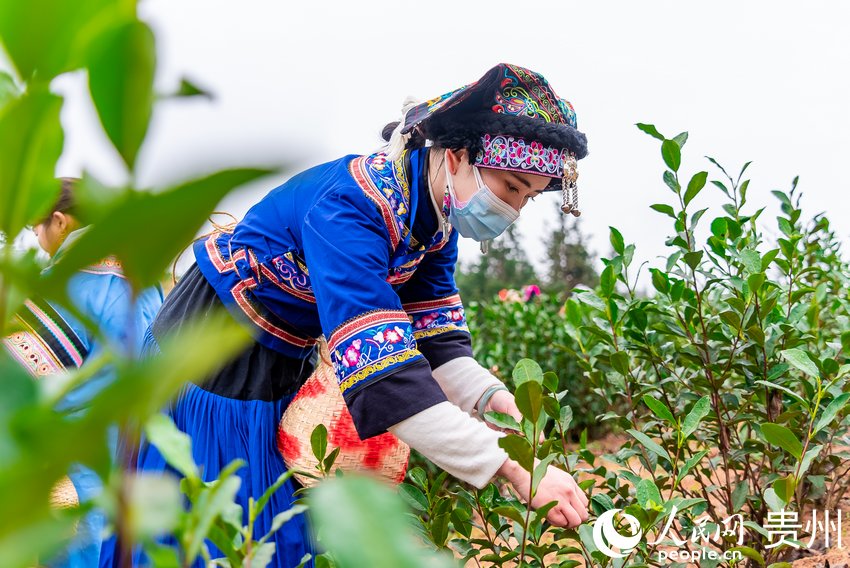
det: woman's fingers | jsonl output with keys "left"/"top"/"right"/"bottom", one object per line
{"left": 546, "top": 507, "right": 569, "bottom": 527}
{"left": 568, "top": 487, "right": 589, "bottom": 522}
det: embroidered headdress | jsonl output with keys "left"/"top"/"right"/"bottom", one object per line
{"left": 383, "top": 63, "right": 588, "bottom": 216}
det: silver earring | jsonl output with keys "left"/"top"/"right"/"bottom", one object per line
{"left": 561, "top": 155, "right": 581, "bottom": 217}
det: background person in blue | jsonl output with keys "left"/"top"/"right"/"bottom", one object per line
{"left": 125, "top": 63, "right": 591, "bottom": 566}
{"left": 4, "top": 178, "right": 164, "bottom": 568}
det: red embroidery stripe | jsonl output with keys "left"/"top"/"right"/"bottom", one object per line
{"left": 402, "top": 294, "right": 463, "bottom": 313}
{"left": 349, "top": 157, "right": 401, "bottom": 249}
{"left": 231, "top": 281, "right": 316, "bottom": 349}
{"left": 328, "top": 309, "right": 409, "bottom": 349}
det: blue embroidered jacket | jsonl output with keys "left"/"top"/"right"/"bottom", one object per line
{"left": 194, "top": 148, "right": 473, "bottom": 438}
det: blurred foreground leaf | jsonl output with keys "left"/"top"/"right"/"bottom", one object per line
{"left": 45, "top": 168, "right": 272, "bottom": 292}
{"left": 311, "top": 476, "right": 453, "bottom": 568}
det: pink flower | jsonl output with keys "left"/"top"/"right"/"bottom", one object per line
{"left": 385, "top": 327, "right": 404, "bottom": 343}
{"left": 343, "top": 340, "right": 362, "bottom": 366}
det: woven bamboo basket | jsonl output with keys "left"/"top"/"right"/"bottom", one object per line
{"left": 49, "top": 475, "right": 79, "bottom": 509}
{"left": 278, "top": 338, "right": 409, "bottom": 488}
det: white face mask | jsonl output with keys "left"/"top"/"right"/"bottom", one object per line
{"left": 444, "top": 151, "right": 519, "bottom": 241}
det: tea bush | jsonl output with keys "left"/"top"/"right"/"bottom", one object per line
{"left": 403, "top": 125, "right": 850, "bottom": 568}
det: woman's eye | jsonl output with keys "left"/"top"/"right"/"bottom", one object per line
{"left": 508, "top": 185, "right": 519, "bottom": 193}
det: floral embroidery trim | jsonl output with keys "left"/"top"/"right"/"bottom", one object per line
{"left": 404, "top": 294, "right": 469, "bottom": 341}
{"left": 79, "top": 256, "right": 125, "bottom": 279}
{"left": 3, "top": 331, "right": 65, "bottom": 377}
{"left": 329, "top": 309, "right": 424, "bottom": 395}
{"left": 349, "top": 152, "right": 413, "bottom": 250}
{"left": 338, "top": 349, "right": 422, "bottom": 393}
{"left": 475, "top": 133, "right": 573, "bottom": 179}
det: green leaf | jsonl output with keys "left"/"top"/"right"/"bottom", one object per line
{"left": 542, "top": 371, "right": 559, "bottom": 393}
{"left": 636, "top": 478, "right": 663, "bottom": 508}
{"left": 761, "top": 423, "right": 803, "bottom": 460}
{"left": 498, "top": 434, "right": 534, "bottom": 471}
{"left": 531, "top": 454, "right": 558, "bottom": 493}
{"left": 813, "top": 392, "right": 850, "bottom": 434}
{"left": 175, "top": 77, "right": 212, "bottom": 99}
{"left": 799, "top": 445, "right": 822, "bottom": 479}
{"left": 514, "top": 380, "right": 543, "bottom": 423}
{"left": 771, "top": 475, "right": 796, "bottom": 506}
{"left": 311, "top": 424, "right": 328, "bottom": 462}
{"left": 650, "top": 203, "right": 676, "bottom": 218}
{"left": 483, "top": 411, "right": 520, "bottom": 432}
{"left": 0, "top": 0, "right": 119, "bottom": 81}
{"left": 127, "top": 473, "right": 182, "bottom": 540}
{"left": 672, "top": 131, "right": 689, "bottom": 148}
{"left": 398, "top": 483, "right": 428, "bottom": 513}
{"left": 0, "top": 71, "right": 20, "bottom": 109}
{"left": 740, "top": 249, "right": 762, "bottom": 274}
{"left": 661, "top": 139, "right": 681, "bottom": 172}
{"left": 663, "top": 170, "right": 680, "bottom": 193}
{"left": 87, "top": 19, "right": 156, "bottom": 169}
{"left": 753, "top": 380, "right": 809, "bottom": 410}
{"left": 729, "top": 546, "right": 765, "bottom": 567}
{"left": 731, "top": 482, "right": 748, "bottom": 512}
{"left": 491, "top": 505, "right": 526, "bottom": 525}
{"left": 610, "top": 351, "right": 630, "bottom": 376}
{"left": 681, "top": 396, "right": 711, "bottom": 439}
{"left": 636, "top": 123, "right": 665, "bottom": 140}
{"left": 599, "top": 264, "right": 615, "bottom": 297}
{"left": 684, "top": 171, "right": 708, "bottom": 206}
{"left": 683, "top": 251, "right": 703, "bottom": 270}
{"left": 311, "top": 477, "right": 454, "bottom": 568}
{"left": 626, "top": 429, "right": 670, "bottom": 463}
{"left": 45, "top": 168, "right": 272, "bottom": 292}
{"left": 676, "top": 450, "right": 709, "bottom": 485}
{"left": 267, "top": 504, "right": 309, "bottom": 539}
{"left": 512, "top": 358, "right": 544, "bottom": 386}
{"left": 0, "top": 90, "right": 64, "bottom": 236}
{"left": 609, "top": 226, "right": 624, "bottom": 254}
{"left": 650, "top": 268, "right": 669, "bottom": 294}
{"left": 710, "top": 217, "right": 728, "bottom": 237}
{"left": 185, "top": 472, "right": 243, "bottom": 563}
{"left": 144, "top": 414, "right": 199, "bottom": 479}
{"left": 780, "top": 349, "right": 820, "bottom": 379}
{"left": 642, "top": 395, "right": 676, "bottom": 426}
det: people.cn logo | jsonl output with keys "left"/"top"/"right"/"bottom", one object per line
{"left": 592, "top": 509, "right": 643, "bottom": 558}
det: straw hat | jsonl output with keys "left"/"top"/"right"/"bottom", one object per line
{"left": 278, "top": 338, "right": 409, "bottom": 488}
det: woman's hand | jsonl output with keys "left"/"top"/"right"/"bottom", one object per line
{"left": 483, "top": 389, "right": 545, "bottom": 443}
{"left": 497, "top": 457, "right": 590, "bottom": 528}
{"left": 485, "top": 389, "right": 523, "bottom": 425}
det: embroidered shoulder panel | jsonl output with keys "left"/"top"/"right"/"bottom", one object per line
{"left": 348, "top": 152, "right": 413, "bottom": 250}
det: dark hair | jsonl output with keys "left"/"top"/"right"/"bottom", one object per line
{"left": 39, "top": 177, "right": 78, "bottom": 226}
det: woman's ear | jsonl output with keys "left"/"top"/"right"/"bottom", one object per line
{"left": 52, "top": 212, "right": 68, "bottom": 234}
{"left": 444, "top": 148, "right": 470, "bottom": 175}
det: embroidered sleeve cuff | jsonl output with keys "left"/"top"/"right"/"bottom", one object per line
{"left": 404, "top": 294, "right": 469, "bottom": 342}
{"left": 344, "top": 357, "right": 447, "bottom": 439}
{"left": 329, "top": 309, "right": 426, "bottom": 398}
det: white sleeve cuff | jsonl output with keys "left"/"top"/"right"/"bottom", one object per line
{"left": 430, "top": 356, "right": 505, "bottom": 415}
{"left": 388, "top": 401, "right": 507, "bottom": 489}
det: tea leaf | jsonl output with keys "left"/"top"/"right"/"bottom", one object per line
{"left": 761, "top": 423, "right": 803, "bottom": 460}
